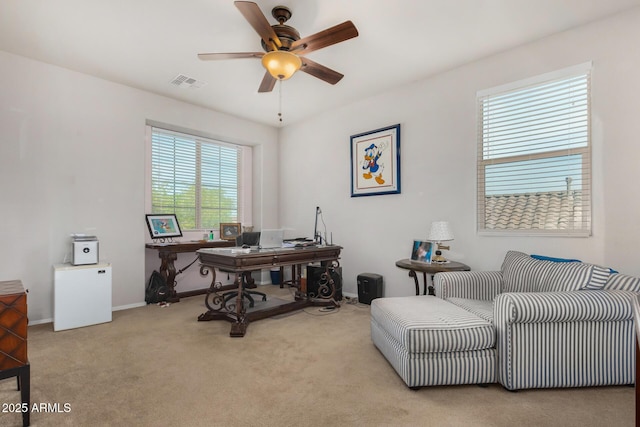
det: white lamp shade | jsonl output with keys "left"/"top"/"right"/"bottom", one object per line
{"left": 428, "top": 221, "right": 454, "bottom": 242}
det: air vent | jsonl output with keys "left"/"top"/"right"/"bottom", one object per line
{"left": 169, "top": 74, "right": 206, "bottom": 89}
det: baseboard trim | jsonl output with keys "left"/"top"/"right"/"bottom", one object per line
{"left": 29, "top": 301, "right": 147, "bottom": 326}
{"left": 114, "top": 302, "right": 147, "bottom": 311}
{"left": 29, "top": 318, "right": 53, "bottom": 326}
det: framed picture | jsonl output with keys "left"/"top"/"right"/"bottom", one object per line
{"left": 145, "top": 214, "right": 182, "bottom": 239}
{"left": 350, "top": 124, "right": 401, "bottom": 197}
{"left": 220, "top": 223, "right": 241, "bottom": 241}
{"left": 410, "top": 240, "right": 433, "bottom": 264}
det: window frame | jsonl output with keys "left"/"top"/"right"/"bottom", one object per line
{"left": 144, "top": 123, "right": 252, "bottom": 237}
{"left": 476, "top": 62, "right": 592, "bottom": 237}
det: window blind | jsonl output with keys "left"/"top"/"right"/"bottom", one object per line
{"left": 477, "top": 63, "right": 592, "bottom": 236}
{"left": 150, "top": 127, "right": 244, "bottom": 231}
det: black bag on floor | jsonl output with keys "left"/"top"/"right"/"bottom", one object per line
{"left": 146, "top": 270, "right": 169, "bottom": 304}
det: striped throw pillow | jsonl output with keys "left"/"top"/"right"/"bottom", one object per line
{"left": 501, "top": 250, "right": 611, "bottom": 292}
{"left": 603, "top": 273, "right": 640, "bottom": 292}
{"left": 538, "top": 261, "right": 610, "bottom": 292}
{"left": 501, "top": 251, "right": 543, "bottom": 293}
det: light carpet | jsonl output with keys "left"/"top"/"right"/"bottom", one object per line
{"left": 0, "top": 285, "right": 634, "bottom": 427}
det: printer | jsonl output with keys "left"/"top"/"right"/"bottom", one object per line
{"left": 71, "top": 235, "right": 99, "bottom": 265}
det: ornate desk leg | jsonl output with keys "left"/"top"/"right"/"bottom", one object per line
{"left": 307, "top": 261, "right": 340, "bottom": 307}
{"left": 197, "top": 265, "right": 220, "bottom": 321}
{"left": 158, "top": 249, "right": 179, "bottom": 302}
{"left": 407, "top": 270, "right": 420, "bottom": 295}
{"left": 197, "top": 265, "right": 248, "bottom": 336}
{"left": 229, "top": 272, "right": 248, "bottom": 337}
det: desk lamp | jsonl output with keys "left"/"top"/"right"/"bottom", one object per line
{"left": 428, "top": 221, "right": 454, "bottom": 263}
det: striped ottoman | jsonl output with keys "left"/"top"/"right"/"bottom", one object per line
{"left": 371, "top": 296, "right": 496, "bottom": 388}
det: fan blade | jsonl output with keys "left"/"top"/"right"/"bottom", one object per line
{"left": 198, "top": 52, "right": 264, "bottom": 60}
{"left": 291, "top": 21, "right": 358, "bottom": 55}
{"left": 300, "top": 57, "right": 344, "bottom": 85}
{"left": 234, "top": 1, "right": 281, "bottom": 50}
{"left": 258, "top": 71, "right": 277, "bottom": 93}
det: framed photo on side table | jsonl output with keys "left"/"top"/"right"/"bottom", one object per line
{"left": 145, "top": 214, "right": 183, "bottom": 240}
{"left": 220, "top": 223, "right": 241, "bottom": 241}
{"left": 350, "top": 124, "right": 401, "bottom": 197}
{"left": 410, "top": 240, "right": 433, "bottom": 264}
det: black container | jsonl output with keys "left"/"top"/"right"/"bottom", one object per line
{"left": 357, "top": 273, "right": 383, "bottom": 304}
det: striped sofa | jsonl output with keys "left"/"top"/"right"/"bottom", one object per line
{"left": 371, "top": 250, "right": 640, "bottom": 390}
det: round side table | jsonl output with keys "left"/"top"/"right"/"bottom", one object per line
{"left": 395, "top": 259, "right": 470, "bottom": 295}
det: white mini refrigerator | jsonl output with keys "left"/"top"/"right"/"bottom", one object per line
{"left": 53, "top": 263, "right": 112, "bottom": 331}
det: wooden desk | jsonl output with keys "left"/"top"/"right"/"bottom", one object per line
{"left": 197, "top": 245, "right": 342, "bottom": 337}
{"left": 146, "top": 240, "right": 234, "bottom": 302}
{"left": 395, "top": 259, "right": 470, "bottom": 296}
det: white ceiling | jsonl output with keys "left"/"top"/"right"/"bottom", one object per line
{"left": 2, "top": 0, "right": 639, "bottom": 127}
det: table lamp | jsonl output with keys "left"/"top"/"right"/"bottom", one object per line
{"left": 428, "top": 221, "right": 454, "bottom": 263}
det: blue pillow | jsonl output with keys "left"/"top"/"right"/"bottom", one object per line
{"left": 531, "top": 254, "right": 618, "bottom": 273}
{"left": 531, "top": 254, "right": 581, "bottom": 263}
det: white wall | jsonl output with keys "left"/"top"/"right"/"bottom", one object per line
{"left": 0, "top": 51, "right": 278, "bottom": 322}
{"left": 3, "top": 9, "right": 639, "bottom": 320}
{"left": 279, "top": 9, "right": 640, "bottom": 298}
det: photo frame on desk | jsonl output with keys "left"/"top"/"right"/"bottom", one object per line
{"left": 410, "top": 240, "right": 433, "bottom": 264}
{"left": 220, "top": 223, "right": 241, "bottom": 241}
{"left": 350, "top": 124, "right": 401, "bottom": 197}
{"left": 145, "top": 214, "right": 182, "bottom": 240}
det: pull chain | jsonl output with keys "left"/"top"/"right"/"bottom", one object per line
{"left": 278, "top": 79, "right": 283, "bottom": 123}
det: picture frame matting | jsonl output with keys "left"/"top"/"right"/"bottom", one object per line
{"left": 350, "top": 124, "right": 401, "bottom": 197}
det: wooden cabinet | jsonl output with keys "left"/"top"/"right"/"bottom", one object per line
{"left": 0, "top": 280, "right": 29, "bottom": 426}
{"left": 0, "top": 280, "right": 28, "bottom": 369}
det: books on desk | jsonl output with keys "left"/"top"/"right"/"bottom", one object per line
{"left": 231, "top": 247, "right": 251, "bottom": 254}
{"left": 283, "top": 239, "right": 317, "bottom": 248}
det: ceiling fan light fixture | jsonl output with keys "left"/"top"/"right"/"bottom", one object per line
{"left": 261, "top": 50, "right": 302, "bottom": 80}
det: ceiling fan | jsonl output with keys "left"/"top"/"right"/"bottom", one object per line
{"left": 198, "top": 1, "right": 359, "bottom": 93}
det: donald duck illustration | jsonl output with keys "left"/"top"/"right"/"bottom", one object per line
{"left": 361, "top": 141, "right": 387, "bottom": 185}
